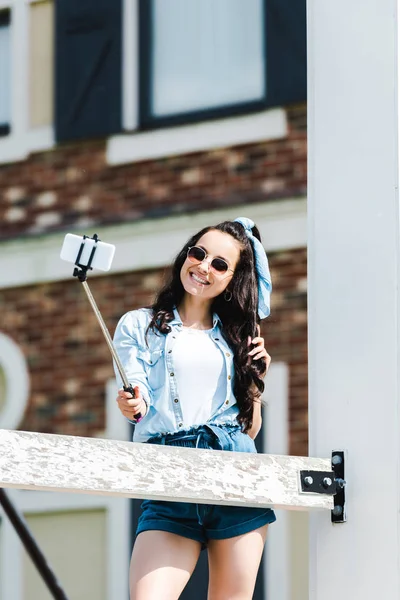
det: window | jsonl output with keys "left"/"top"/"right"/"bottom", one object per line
{"left": 0, "top": 9, "right": 11, "bottom": 136}
{"left": 138, "top": 0, "right": 306, "bottom": 130}
{"left": 139, "top": 0, "right": 266, "bottom": 128}
{"left": 56, "top": 0, "right": 305, "bottom": 142}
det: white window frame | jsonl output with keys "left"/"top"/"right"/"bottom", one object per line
{"left": 0, "top": 0, "right": 54, "bottom": 165}
{"left": 0, "top": 333, "right": 30, "bottom": 430}
{"left": 263, "top": 362, "right": 290, "bottom": 600}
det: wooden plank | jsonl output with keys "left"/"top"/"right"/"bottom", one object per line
{"left": 0, "top": 430, "right": 333, "bottom": 510}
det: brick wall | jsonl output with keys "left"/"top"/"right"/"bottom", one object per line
{"left": 0, "top": 247, "right": 308, "bottom": 455}
{"left": 0, "top": 105, "right": 306, "bottom": 239}
{"left": 268, "top": 248, "right": 308, "bottom": 456}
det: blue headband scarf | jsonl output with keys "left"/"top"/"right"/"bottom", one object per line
{"left": 234, "top": 217, "right": 272, "bottom": 319}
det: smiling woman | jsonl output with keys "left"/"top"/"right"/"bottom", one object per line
{"left": 112, "top": 217, "right": 274, "bottom": 600}
{"left": 180, "top": 230, "right": 240, "bottom": 302}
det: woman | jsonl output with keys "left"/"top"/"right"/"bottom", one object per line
{"left": 113, "top": 217, "right": 276, "bottom": 600}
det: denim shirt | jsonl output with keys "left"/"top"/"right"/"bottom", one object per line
{"left": 113, "top": 307, "right": 240, "bottom": 442}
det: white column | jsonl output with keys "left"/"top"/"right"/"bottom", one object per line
{"left": 308, "top": 1, "right": 400, "bottom": 599}
{"left": 264, "top": 363, "right": 290, "bottom": 600}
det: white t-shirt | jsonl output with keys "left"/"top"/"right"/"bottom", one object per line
{"left": 172, "top": 327, "right": 226, "bottom": 427}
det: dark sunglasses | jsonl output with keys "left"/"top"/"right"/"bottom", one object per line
{"left": 187, "top": 246, "right": 234, "bottom": 275}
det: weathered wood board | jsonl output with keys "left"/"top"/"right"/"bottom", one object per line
{"left": 0, "top": 430, "right": 333, "bottom": 510}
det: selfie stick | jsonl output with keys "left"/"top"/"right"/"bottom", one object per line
{"left": 70, "top": 234, "right": 142, "bottom": 422}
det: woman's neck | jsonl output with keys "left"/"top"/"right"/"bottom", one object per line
{"left": 178, "top": 296, "right": 213, "bottom": 330}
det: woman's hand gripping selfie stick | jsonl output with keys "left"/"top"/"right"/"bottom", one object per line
{"left": 60, "top": 233, "right": 142, "bottom": 422}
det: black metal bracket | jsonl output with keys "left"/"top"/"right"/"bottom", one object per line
{"left": 300, "top": 450, "right": 346, "bottom": 524}
{"left": 73, "top": 233, "right": 100, "bottom": 282}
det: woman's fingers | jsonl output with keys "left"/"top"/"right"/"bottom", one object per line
{"left": 247, "top": 332, "right": 271, "bottom": 368}
{"left": 118, "top": 398, "right": 142, "bottom": 413}
{"left": 253, "top": 350, "right": 271, "bottom": 362}
{"left": 117, "top": 386, "right": 143, "bottom": 415}
{"left": 248, "top": 337, "right": 264, "bottom": 355}
{"left": 248, "top": 338, "right": 272, "bottom": 370}
{"left": 118, "top": 385, "right": 141, "bottom": 399}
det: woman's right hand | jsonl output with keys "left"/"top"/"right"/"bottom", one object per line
{"left": 116, "top": 386, "right": 147, "bottom": 421}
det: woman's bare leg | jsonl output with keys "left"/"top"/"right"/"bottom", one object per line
{"left": 130, "top": 530, "right": 202, "bottom": 600}
{"left": 207, "top": 524, "right": 268, "bottom": 600}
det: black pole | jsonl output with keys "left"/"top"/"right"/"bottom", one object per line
{"left": 0, "top": 488, "right": 69, "bottom": 600}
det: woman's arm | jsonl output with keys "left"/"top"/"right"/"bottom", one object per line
{"left": 113, "top": 311, "right": 152, "bottom": 422}
{"left": 247, "top": 399, "right": 262, "bottom": 439}
{"left": 247, "top": 326, "right": 271, "bottom": 439}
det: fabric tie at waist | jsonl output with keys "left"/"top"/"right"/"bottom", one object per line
{"left": 147, "top": 424, "right": 239, "bottom": 452}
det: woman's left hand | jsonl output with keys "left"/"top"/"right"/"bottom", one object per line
{"left": 248, "top": 326, "right": 271, "bottom": 371}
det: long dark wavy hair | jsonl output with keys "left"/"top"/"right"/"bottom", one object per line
{"left": 147, "top": 220, "right": 267, "bottom": 432}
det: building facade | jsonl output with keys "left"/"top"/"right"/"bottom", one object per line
{"left": 0, "top": 1, "right": 309, "bottom": 598}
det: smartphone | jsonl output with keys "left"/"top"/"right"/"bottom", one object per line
{"left": 60, "top": 234, "right": 115, "bottom": 272}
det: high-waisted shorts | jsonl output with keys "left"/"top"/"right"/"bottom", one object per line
{"left": 136, "top": 424, "right": 276, "bottom": 547}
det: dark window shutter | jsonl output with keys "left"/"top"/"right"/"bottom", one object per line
{"left": 266, "top": 0, "right": 307, "bottom": 106}
{"left": 0, "top": 9, "right": 11, "bottom": 136}
{"left": 55, "top": 0, "right": 122, "bottom": 142}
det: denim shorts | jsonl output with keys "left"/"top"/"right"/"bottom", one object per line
{"left": 136, "top": 424, "right": 276, "bottom": 546}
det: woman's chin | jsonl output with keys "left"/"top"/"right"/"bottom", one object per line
{"left": 182, "top": 281, "right": 213, "bottom": 299}
{"left": 185, "top": 285, "right": 203, "bottom": 296}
